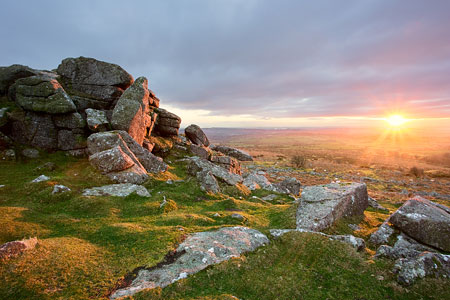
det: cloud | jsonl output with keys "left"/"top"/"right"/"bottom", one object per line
{"left": 1, "top": 0, "right": 449, "bottom": 120}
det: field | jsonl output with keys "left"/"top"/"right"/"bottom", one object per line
{"left": 1, "top": 127, "right": 449, "bottom": 300}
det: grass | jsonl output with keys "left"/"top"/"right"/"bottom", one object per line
{"left": 0, "top": 148, "right": 448, "bottom": 300}
{"left": 133, "top": 232, "right": 448, "bottom": 300}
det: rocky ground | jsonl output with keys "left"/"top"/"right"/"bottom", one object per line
{"left": 1, "top": 58, "right": 449, "bottom": 300}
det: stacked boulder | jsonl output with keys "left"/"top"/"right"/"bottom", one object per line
{"left": 370, "top": 196, "right": 450, "bottom": 284}
{"left": 154, "top": 108, "right": 181, "bottom": 137}
{"left": 183, "top": 124, "right": 248, "bottom": 193}
{"left": 87, "top": 131, "right": 167, "bottom": 184}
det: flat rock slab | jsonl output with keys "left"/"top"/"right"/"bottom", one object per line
{"left": 110, "top": 226, "right": 269, "bottom": 299}
{"left": 297, "top": 183, "right": 368, "bottom": 231}
{"left": 83, "top": 183, "right": 150, "bottom": 197}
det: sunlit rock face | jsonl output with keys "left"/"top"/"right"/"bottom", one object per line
{"left": 111, "top": 77, "right": 151, "bottom": 145}
{"left": 110, "top": 227, "right": 269, "bottom": 299}
{"left": 297, "top": 183, "right": 368, "bottom": 231}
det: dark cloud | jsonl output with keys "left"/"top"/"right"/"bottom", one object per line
{"left": 1, "top": 0, "right": 449, "bottom": 119}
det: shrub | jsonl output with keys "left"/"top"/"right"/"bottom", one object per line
{"left": 409, "top": 166, "right": 424, "bottom": 178}
{"left": 291, "top": 154, "right": 307, "bottom": 168}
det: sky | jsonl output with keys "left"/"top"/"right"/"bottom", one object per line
{"left": 1, "top": 0, "right": 450, "bottom": 128}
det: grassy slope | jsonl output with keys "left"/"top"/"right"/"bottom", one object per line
{"left": 0, "top": 150, "right": 447, "bottom": 300}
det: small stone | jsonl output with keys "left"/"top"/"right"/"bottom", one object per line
{"left": 348, "top": 224, "right": 361, "bottom": 231}
{"left": 368, "top": 196, "right": 388, "bottom": 211}
{"left": 31, "top": 175, "right": 50, "bottom": 183}
{"left": 34, "top": 162, "right": 56, "bottom": 172}
{"left": 231, "top": 213, "right": 244, "bottom": 220}
{"left": 213, "top": 213, "right": 220, "bottom": 217}
{"left": 261, "top": 194, "right": 277, "bottom": 201}
{"left": 22, "top": 148, "right": 40, "bottom": 159}
{"left": 52, "top": 184, "right": 71, "bottom": 194}
{"left": 1, "top": 149, "right": 16, "bottom": 161}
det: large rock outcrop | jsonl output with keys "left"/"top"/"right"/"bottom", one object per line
{"left": 393, "top": 252, "right": 450, "bottom": 285}
{"left": 296, "top": 183, "right": 368, "bottom": 231}
{"left": 56, "top": 56, "right": 133, "bottom": 110}
{"left": 1, "top": 57, "right": 171, "bottom": 154}
{"left": 110, "top": 227, "right": 269, "bottom": 299}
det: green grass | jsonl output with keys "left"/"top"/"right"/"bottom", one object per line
{"left": 0, "top": 151, "right": 447, "bottom": 300}
{"left": 133, "top": 232, "right": 448, "bottom": 300}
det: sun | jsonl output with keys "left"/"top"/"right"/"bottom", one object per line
{"left": 385, "top": 114, "right": 409, "bottom": 127}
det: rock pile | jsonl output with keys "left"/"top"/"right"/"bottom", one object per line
{"left": 87, "top": 131, "right": 167, "bottom": 184}
{"left": 183, "top": 124, "right": 302, "bottom": 195}
{"left": 370, "top": 196, "right": 450, "bottom": 284}
{"left": 370, "top": 196, "right": 450, "bottom": 252}
{"left": 1, "top": 57, "right": 182, "bottom": 183}
{"left": 0, "top": 56, "right": 180, "bottom": 155}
